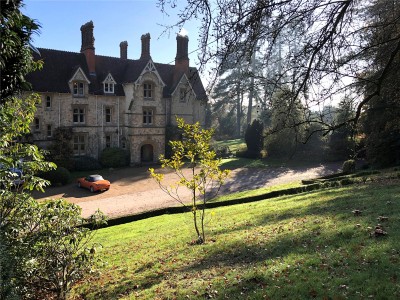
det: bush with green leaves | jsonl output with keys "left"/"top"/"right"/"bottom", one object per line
{"left": 2, "top": 197, "right": 106, "bottom": 300}
{"left": 1, "top": 3, "right": 107, "bottom": 299}
{"left": 72, "top": 155, "right": 102, "bottom": 171}
{"left": 25, "top": 200, "right": 106, "bottom": 300}
{"left": 99, "top": 147, "right": 129, "bottom": 168}
{"left": 245, "top": 119, "right": 264, "bottom": 154}
{"left": 342, "top": 159, "right": 356, "bottom": 174}
{"left": 40, "top": 166, "right": 71, "bottom": 186}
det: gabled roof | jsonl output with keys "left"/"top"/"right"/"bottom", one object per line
{"left": 69, "top": 67, "right": 91, "bottom": 84}
{"left": 170, "top": 73, "right": 195, "bottom": 97}
{"left": 134, "top": 60, "right": 166, "bottom": 87}
{"left": 26, "top": 48, "right": 207, "bottom": 100}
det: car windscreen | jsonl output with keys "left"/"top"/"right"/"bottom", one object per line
{"left": 90, "top": 175, "right": 104, "bottom": 181}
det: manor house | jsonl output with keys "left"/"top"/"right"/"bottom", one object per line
{"left": 27, "top": 21, "right": 207, "bottom": 164}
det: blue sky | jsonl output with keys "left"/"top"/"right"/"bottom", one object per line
{"left": 22, "top": 0, "right": 201, "bottom": 65}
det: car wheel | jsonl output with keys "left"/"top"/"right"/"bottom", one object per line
{"left": 77, "top": 182, "right": 81, "bottom": 188}
{"left": 90, "top": 186, "right": 94, "bottom": 193}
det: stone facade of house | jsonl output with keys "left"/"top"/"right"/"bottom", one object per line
{"left": 27, "top": 21, "right": 207, "bottom": 165}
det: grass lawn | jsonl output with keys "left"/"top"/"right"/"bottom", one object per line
{"left": 211, "top": 181, "right": 302, "bottom": 203}
{"left": 212, "top": 139, "right": 246, "bottom": 153}
{"left": 71, "top": 179, "right": 400, "bottom": 299}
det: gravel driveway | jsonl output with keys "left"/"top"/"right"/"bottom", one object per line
{"left": 33, "top": 162, "right": 341, "bottom": 218}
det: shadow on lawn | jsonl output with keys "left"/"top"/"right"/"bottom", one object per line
{"left": 77, "top": 263, "right": 164, "bottom": 299}
{"left": 210, "top": 184, "right": 378, "bottom": 236}
{"left": 216, "top": 162, "right": 341, "bottom": 196}
{"left": 174, "top": 185, "right": 400, "bottom": 298}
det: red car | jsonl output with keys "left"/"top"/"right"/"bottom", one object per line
{"left": 77, "top": 174, "right": 110, "bottom": 192}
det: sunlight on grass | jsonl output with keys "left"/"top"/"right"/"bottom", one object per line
{"left": 213, "top": 181, "right": 301, "bottom": 202}
{"left": 212, "top": 139, "right": 246, "bottom": 153}
{"left": 71, "top": 183, "right": 400, "bottom": 299}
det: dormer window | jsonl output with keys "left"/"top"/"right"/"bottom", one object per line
{"left": 103, "top": 73, "right": 116, "bottom": 94}
{"left": 143, "top": 82, "right": 153, "bottom": 99}
{"left": 73, "top": 82, "right": 85, "bottom": 96}
{"left": 104, "top": 82, "right": 114, "bottom": 93}
{"left": 69, "top": 67, "right": 90, "bottom": 97}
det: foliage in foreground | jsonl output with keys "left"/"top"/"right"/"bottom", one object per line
{"left": 150, "top": 118, "right": 230, "bottom": 244}
{"left": 72, "top": 180, "right": 400, "bottom": 299}
{"left": 1, "top": 3, "right": 106, "bottom": 299}
{"left": 21, "top": 200, "right": 106, "bottom": 299}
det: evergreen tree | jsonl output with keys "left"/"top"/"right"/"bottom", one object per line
{"left": 212, "top": 53, "right": 264, "bottom": 137}
{"left": 245, "top": 119, "right": 264, "bottom": 157}
{"left": 328, "top": 97, "right": 356, "bottom": 161}
{"left": 265, "top": 87, "right": 306, "bottom": 158}
{"left": 361, "top": 0, "right": 400, "bottom": 166}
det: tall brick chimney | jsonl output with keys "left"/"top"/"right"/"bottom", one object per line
{"left": 174, "top": 33, "right": 189, "bottom": 84}
{"left": 80, "top": 21, "right": 96, "bottom": 75}
{"left": 120, "top": 41, "right": 128, "bottom": 59}
{"left": 140, "top": 33, "right": 151, "bottom": 60}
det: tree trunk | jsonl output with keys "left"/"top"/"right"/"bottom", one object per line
{"left": 247, "top": 50, "right": 256, "bottom": 125}
{"left": 236, "top": 83, "right": 241, "bottom": 137}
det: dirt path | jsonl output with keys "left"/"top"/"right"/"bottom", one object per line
{"left": 33, "top": 163, "right": 341, "bottom": 218}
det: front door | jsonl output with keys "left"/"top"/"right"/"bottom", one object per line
{"left": 141, "top": 144, "right": 153, "bottom": 162}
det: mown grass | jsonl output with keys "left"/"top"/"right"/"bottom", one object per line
{"left": 71, "top": 180, "right": 400, "bottom": 299}
{"left": 211, "top": 181, "right": 301, "bottom": 203}
{"left": 212, "top": 139, "right": 246, "bottom": 153}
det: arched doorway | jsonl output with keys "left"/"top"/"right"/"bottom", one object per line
{"left": 141, "top": 144, "right": 154, "bottom": 162}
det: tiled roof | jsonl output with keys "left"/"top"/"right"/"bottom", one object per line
{"left": 26, "top": 48, "right": 207, "bottom": 100}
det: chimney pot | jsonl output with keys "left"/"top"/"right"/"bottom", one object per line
{"left": 120, "top": 41, "right": 128, "bottom": 59}
{"left": 174, "top": 34, "right": 190, "bottom": 84}
{"left": 176, "top": 34, "right": 189, "bottom": 61}
{"left": 80, "top": 21, "right": 96, "bottom": 75}
{"left": 80, "top": 21, "right": 95, "bottom": 52}
{"left": 140, "top": 33, "right": 151, "bottom": 60}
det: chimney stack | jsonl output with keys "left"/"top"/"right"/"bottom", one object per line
{"left": 140, "top": 33, "right": 151, "bottom": 60}
{"left": 80, "top": 21, "right": 96, "bottom": 75}
{"left": 174, "top": 34, "right": 189, "bottom": 83}
{"left": 120, "top": 41, "right": 128, "bottom": 59}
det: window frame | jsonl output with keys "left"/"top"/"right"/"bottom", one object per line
{"left": 45, "top": 95, "right": 52, "bottom": 108}
{"left": 34, "top": 117, "right": 40, "bottom": 131}
{"left": 46, "top": 124, "right": 52, "bottom": 137}
{"left": 143, "top": 82, "right": 153, "bottom": 99}
{"left": 73, "top": 134, "right": 86, "bottom": 156}
{"left": 73, "top": 81, "right": 85, "bottom": 97}
{"left": 73, "top": 107, "right": 86, "bottom": 124}
{"left": 105, "top": 134, "right": 111, "bottom": 148}
{"left": 143, "top": 108, "right": 154, "bottom": 125}
{"left": 104, "top": 82, "right": 115, "bottom": 94}
{"left": 105, "top": 107, "right": 112, "bottom": 123}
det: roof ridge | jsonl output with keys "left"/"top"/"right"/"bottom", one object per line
{"left": 38, "top": 47, "right": 80, "bottom": 55}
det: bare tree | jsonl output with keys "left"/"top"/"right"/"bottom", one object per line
{"left": 158, "top": 0, "right": 400, "bottom": 134}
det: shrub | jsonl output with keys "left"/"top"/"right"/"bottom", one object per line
{"left": 53, "top": 159, "right": 76, "bottom": 171}
{"left": 245, "top": 119, "right": 264, "bottom": 153}
{"left": 214, "top": 146, "right": 232, "bottom": 158}
{"left": 340, "top": 178, "right": 354, "bottom": 185}
{"left": 40, "top": 166, "right": 71, "bottom": 186}
{"left": 342, "top": 159, "right": 356, "bottom": 174}
{"left": 100, "top": 147, "right": 129, "bottom": 168}
{"left": 24, "top": 200, "right": 107, "bottom": 299}
{"left": 72, "top": 156, "right": 102, "bottom": 171}
{"left": 236, "top": 149, "right": 267, "bottom": 159}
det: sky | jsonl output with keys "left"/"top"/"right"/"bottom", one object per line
{"left": 22, "top": 0, "right": 201, "bottom": 65}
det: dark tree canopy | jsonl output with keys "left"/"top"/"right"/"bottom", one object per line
{"left": 0, "top": 0, "right": 40, "bottom": 102}
{"left": 158, "top": 0, "right": 400, "bottom": 133}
